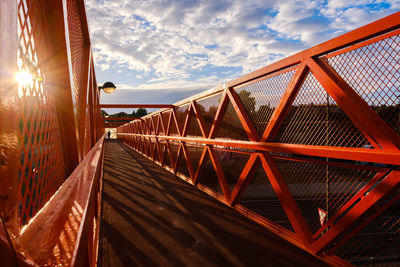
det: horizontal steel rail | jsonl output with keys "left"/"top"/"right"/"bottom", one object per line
{"left": 19, "top": 136, "right": 104, "bottom": 266}
{"left": 118, "top": 12, "right": 400, "bottom": 265}
{"left": 100, "top": 104, "right": 174, "bottom": 108}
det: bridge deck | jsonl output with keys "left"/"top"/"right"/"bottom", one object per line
{"left": 98, "top": 140, "right": 327, "bottom": 266}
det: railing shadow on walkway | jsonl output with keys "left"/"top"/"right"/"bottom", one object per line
{"left": 98, "top": 140, "right": 327, "bottom": 267}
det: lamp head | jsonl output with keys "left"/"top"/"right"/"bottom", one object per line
{"left": 99, "top": 82, "right": 116, "bottom": 94}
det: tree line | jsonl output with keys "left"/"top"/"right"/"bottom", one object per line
{"left": 101, "top": 108, "right": 148, "bottom": 118}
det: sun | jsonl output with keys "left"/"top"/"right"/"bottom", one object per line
{"left": 15, "top": 70, "right": 33, "bottom": 87}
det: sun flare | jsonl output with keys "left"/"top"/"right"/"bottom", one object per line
{"left": 15, "top": 70, "right": 33, "bottom": 87}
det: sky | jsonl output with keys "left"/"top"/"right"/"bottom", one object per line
{"left": 85, "top": 0, "right": 400, "bottom": 114}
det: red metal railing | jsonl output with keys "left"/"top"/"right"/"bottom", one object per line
{"left": 118, "top": 12, "right": 400, "bottom": 265}
{"left": 0, "top": 0, "right": 103, "bottom": 266}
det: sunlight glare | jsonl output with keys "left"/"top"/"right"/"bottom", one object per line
{"left": 15, "top": 70, "right": 33, "bottom": 87}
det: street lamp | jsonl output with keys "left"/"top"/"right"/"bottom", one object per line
{"left": 98, "top": 81, "right": 116, "bottom": 94}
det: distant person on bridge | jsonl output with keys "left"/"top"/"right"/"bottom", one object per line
{"left": 107, "top": 131, "right": 111, "bottom": 139}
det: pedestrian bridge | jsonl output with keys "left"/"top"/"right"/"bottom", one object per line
{"left": 0, "top": 1, "right": 399, "bottom": 266}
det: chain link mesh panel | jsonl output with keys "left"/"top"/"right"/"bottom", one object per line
{"left": 274, "top": 72, "right": 371, "bottom": 147}
{"left": 169, "top": 142, "right": 180, "bottom": 167}
{"left": 327, "top": 34, "right": 400, "bottom": 135}
{"left": 235, "top": 69, "right": 296, "bottom": 137}
{"left": 335, "top": 190, "right": 400, "bottom": 265}
{"left": 238, "top": 165, "right": 294, "bottom": 231}
{"left": 213, "top": 149, "right": 250, "bottom": 192}
{"left": 160, "top": 111, "right": 170, "bottom": 135}
{"left": 273, "top": 157, "right": 378, "bottom": 233}
{"left": 175, "top": 104, "right": 189, "bottom": 135}
{"left": 186, "top": 144, "right": 205, "bottom": 174}
{"left": 196, "top": 93, "right": 222, "bottom": 135}
{"left": 186, "top": 112, "right": 202, "bottom": 137}
{"left": 215, "top": 101, "right": 249, "bottom": 141}
{"left": 67, "top": 0, "right": 85, "bottom": 126}
{"left": 176, "top": 146, "right": 191, "bottom": 178}
{"left": 197, "top": 151, "right": 223, "bottom": 195}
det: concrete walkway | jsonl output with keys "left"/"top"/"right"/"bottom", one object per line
{"left": 98, "top": 140, "right": 327, "bottom": 267}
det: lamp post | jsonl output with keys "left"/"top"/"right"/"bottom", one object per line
{"left": 99, "top": 82, "right": 116, "bottom": 139}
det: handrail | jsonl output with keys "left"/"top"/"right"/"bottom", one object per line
{"left": 100, "top": 104, "right": 174, "bottom": 108}
{"left": 19, "top": 136, "right": 104, "bottom": 266}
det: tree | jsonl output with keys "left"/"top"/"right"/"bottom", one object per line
{"left": 101, "top": 109, "right": 109, "bottom": 117}
{"left": 237, "top": 90, "right": 256, "bottom": 115}
{"left": 136, "top": 108, "right": 147, "bottom": 117}
{"left": 217, "top": 90, "right": 256, "bottom": 139}
{"left": 110, "top": 112, "right": 129, "bottom": 118}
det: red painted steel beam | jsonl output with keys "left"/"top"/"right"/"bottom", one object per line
{"left": 181, "top": 143, "right": 195, "bottom": 180}
{"left": 181, "top": 105, "right": 192, "bottom": 137}
{"left": 228, "top": 12, "right": 400, "bottom": 88}
{"left": 104, "top": 125, "right": 128, "bottom": 128}
{"left": 103, "top": 117, "right": 141, "bottom": 121}
{"left": 308, "top": 57, "right": 400, "bottom": 150}
{"left": 325, "top": 28, "right": 400, "bottom": 60}
{"left": 155, "top": 138, "right": 162, "bottom": 162}
{"left": 171, "top": 107, "right": 181, "bottom": 136}
{"left": 118, "top": 133, "right": 400, "bottom": 165}
{"left": 328, "top": 191, "right": 400, "bottom": 255}
{"left": 262, "top": 61, "right": 308, "bottom": 141}
{"left": 313, "top": 171, "right": 388, "bottom": 239}
{"left": 76, "top": 0, "right": 91, "bottom": 43}
{"left": 42, "top": 0, "right": 80, "bottom": 175}
{"left": 77, "top": 45, "right": 91, "bottom": 160}
{"left": 310, "top": 170, "right": 400, "bottom": 253}
{"left": 165, "top": 110, "right": 172, "bottom": 136}
{"left": 191, "top": 100, "right": 208, "bottom": 138}
{"left": 208, "top": 146, "right": 231, "bottom": 200}
{"left": 259, "top": 153, "right": 313, "bottom": 245}
{"left": 72, "top": 138, "right": 104, "bottom": 266}
{"left": 229, "top": 154, "right": 260, "bottom": 205}
{"left": 99, "top": 104, "right": 174, "bottom": 108}
{"left": 105, "top": 123, "right": 134, "bottom": 126}
{"left": 19, "top": 136, "right": 104, "bottom": 266}
{"left": 88, "top": 69, "right": 96, "bottom": 147}
{"left": 193, "top": 147, "right": 208, "bottom": 185}
{"left": 159, "top": 113, "right": 167, "bottom": 135}
{"left": 227, "top": 87, "right": 259, "bottom": 141}
{"left": 208, "top": 90, "right": 229, "bottom": 138}
{"left": 150, "top": 116, "right": 157, "bottom": 134}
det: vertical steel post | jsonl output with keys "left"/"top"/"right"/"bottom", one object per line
{"left": 42, "top": 0, "right": 79, "bottom": 175}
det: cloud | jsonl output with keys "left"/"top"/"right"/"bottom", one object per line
{"left": 115, "top": 75, "right": 223, "bottom": 93}
{"left": 86, "top": 0, "right": 398, "bottom": 96}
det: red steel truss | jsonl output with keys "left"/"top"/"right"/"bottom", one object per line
{"left": 118, "top": 12, "right": 400, "bottom": 265}
{"left": 0, "top": 0, "right": 399, "bottom": 265}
